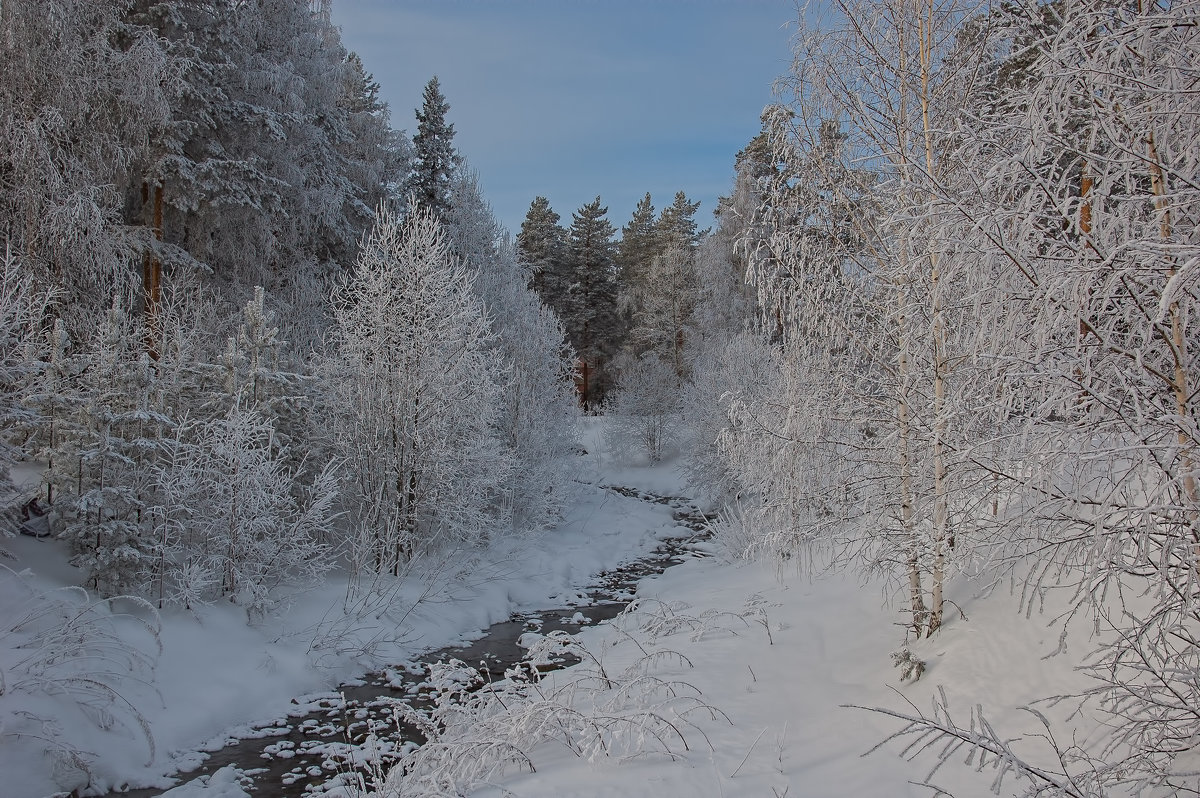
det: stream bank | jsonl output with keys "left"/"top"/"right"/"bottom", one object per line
{"left": 109, "top": 488, "right": 713, "bottom": 798}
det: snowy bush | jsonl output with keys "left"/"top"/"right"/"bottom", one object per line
{"left": 149, "top": 408, "right": 337, "bottom": 613}
{"left": 377, "top": 629, "right": 728, "bottom": 797}
{"left": 604, "top": 353, "right": 681, "bottom": 464}
{"left": 0, "top": 245, "right": 51, "bottom": 544}
{"left": 679, "top": 331, "right": 780, "bottom": 503}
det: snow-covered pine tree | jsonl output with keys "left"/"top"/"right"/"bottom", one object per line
{"left": 57, "top": 298, "right": 172, "bottom": 595}
{"left": 217, "top": 288, "right": 309, "bottom": 439}
{"left": 127, "top": 0, "right": 405, "bottom": 333}
{"left": 0, "top": 0, "right": 177, "bottom": 331}
{"left": 410, "top": 76, "right": 460, "bottom": 223}
{"left": 617, "top": 191, "right": 704, "bottom": 376}
{"left": 22, "top": 320, "right": 79, "bottom": 512}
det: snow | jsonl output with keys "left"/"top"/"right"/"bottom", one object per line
{"left": 157, "top": 767, "right": 250, "bottom": 798}
{"left": 1, "top": 419, "right": 689, "bottom": 797}
{"left": 457, "top": 549, "right": 1092, "bottom": 798}
{"left": 2, "top": 417, "right": 1095, "bottom": 797}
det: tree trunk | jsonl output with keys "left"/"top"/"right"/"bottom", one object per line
{"left": 143, "top": 181, "right": 163, "bottom": 359}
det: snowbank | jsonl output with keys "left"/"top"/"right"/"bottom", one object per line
{"left": 2, "top": 424, "right": 693, "bottom": 798}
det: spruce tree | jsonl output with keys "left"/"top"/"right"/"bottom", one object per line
{"left": 616, "top": 193, "right": 659, "bottom": 286}
{"left": 410, "top": 76, "right": 459, "bottom": 221}
{"left": 517, "top": 196, "right": 569, "bottom": 314}
{"left": 564, "top": 197, "right": 622, "bottom": 407}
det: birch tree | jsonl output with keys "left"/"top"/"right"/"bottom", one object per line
{"left": 326, "top": 207, "right": 508, "bottom": 575}
{"left": 730, "top": 0, "right": 996, "bottom": 637}
{"left": 901, "top": 1, "right": 1200, "bottom": 789}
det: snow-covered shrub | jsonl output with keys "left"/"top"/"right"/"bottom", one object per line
{"left": 0, "top": 245, "right": 51, "bottom": 543}
{"left": 604, "top": 353, "right": 680, "bottom": 464}
{"left": 149, "top": 408, "right": 337, "bottom": 613}
{"left": 0, "top": 565, "right": 159, "bottom": 794}
{"left": 379, "top": 630, "right": 727, "bottom": 797}
{"left": 679, "top": 331, "right": 779, "bottom": 503}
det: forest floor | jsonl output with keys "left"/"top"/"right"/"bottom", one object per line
{"left": 3, "top": 419, "right": 1097, "bottom": 798}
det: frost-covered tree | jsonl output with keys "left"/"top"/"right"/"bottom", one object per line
{"left": 727, "top": 0, "right": 1200, "bottom": 791}
{"left": 605, "top": 353, "right": 680, "bottom": 464}
{"left": 0, "top": 0, "right": 177, "bottom": 328}
{"left": 616, "top": 191, "right": 705, "bottom": 376}
{"left": 627, "top": 243, "right": 701, "bottom": 377}
{"left": 0, "top": 246, "right": 51, "bottom": 540}
{"left": 123, "top": 0, "right": 407, "bottom": 336}
{"left": 215, "top": 287, "right": 311, "bottom": 463}
{"left": 679, "top": 332, "right": 777, "bottom": 504}
{"left": 55, "top": 299, "right": 172, "bottom": 595}
{"left": 447, "top": 174, "right": 581, "bottom": 531}
{"left": 725, "top": 0, "right": 996, "bottom": 637}
{"left": 886, "top": 1, "right": 1200, "bottom": 790}
{"left": 326, "top": 207, "right": 508, "bottom": 574}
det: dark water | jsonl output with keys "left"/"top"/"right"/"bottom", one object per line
{"left": 107, "top": 488, "right": 713, "bottom": 797}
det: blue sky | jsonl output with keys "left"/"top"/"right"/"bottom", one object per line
{"left": 332, "top": 1, "right": 799, "bottom": 237}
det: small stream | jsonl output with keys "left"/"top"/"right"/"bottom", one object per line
{"left": 110, "top": 488, "right": 713, "bottom": 797}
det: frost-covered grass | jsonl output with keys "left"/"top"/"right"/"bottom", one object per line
{"left": 432, "top": 550, "right": 1097, "bottom": 798}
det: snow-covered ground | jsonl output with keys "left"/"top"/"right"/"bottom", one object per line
{"left": 456, "top": 543, "right": 1093, "bottom": 797}
{"left": 3, "top": 419, "right": 1095, "bottom": 797}
{"left": 1, "top": 420, "right": 688, "bottom": 797}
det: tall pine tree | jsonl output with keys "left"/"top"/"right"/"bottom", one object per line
{"left": 616, "top": 193, "right": 659, "bottom": 286}
{"left": 657, "top": 191, "right": 702, "bottom": 251}
{"left": 517, "top": 196, "right": 569, "bottom": 307}
{"left": 410, "top": 76, "right": 459, "bottom": 221}
{"left": 564, "top": 197, "right": 622, "bottom": 407}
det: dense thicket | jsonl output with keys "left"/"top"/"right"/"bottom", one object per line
{"left": 684, "top": 0, "right": 1200, "bottom": 792}
{"left": 0, "top": 1, "right": 580, "bottom": 606}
